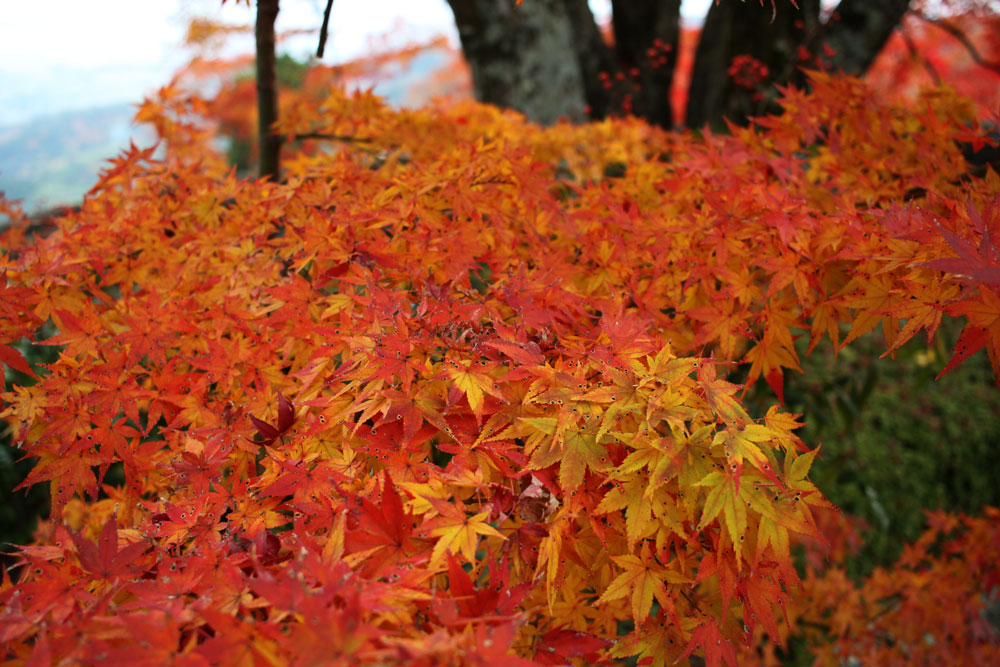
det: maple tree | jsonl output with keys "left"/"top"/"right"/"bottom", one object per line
{"left": 3, "top": 19, "right": 1000, "bottom": 664}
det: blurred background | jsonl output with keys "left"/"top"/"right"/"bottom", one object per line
{"left": 0, "top": 0, "right": 683, "bottom": 211}
{"left": 3, "top": 0, "right": 997, "bottom": 213}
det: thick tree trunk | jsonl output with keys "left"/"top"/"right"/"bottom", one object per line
{"left": 446, "top": 0, "right": 681, "bottom": 127}
{"left": 446, "top": 0, "right": 587, "bottom": 125}
{"left": 686, "top": 0, "right": 820, "bottom": 129}
{"left": 256, "top": 0, "right": 281, "bottom": 180}
{"left": 563, "top": 0, "right": 616, "bottom": 119}
{"left": 685, "top": 0, "right": 912, "bottom": 129}
{"left": 608, "top": 0, "right": 681, "bottom": 127}
{"left": 445, "top": 0, "right": 910, "bottom": 132}
{"left": 822, "top": 0, "right": 911, "bottom": 75}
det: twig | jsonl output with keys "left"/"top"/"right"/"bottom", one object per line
{"left": 900, "top": 23, "right": 941, "bottom": 85}
{"left": 316, "top": 0, "right": 335, "bottom": 59}
{"left": 292, "top": 132, "right": 374, "bottom": 143}
{"left": 910, "top": 10, "right": 1000, "bottom": 76}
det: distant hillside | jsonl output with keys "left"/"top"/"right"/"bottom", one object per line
{"left": 0, "top": 47, "right": 458, "bottom": 215}
{"left": 0, "top": 104, "right": 156, "bottom": 213}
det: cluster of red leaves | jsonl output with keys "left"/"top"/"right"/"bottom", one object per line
{"left": 0, "top": 68, "right": 998, "bottom": 665}
{"left": 728, "top": 55, "right": 770, "bottom": 90}
{"left": 781, "top": 508, "right": 1000, "bottom": 665}
{"left": 868, "top": 9, "right": 1000, "bottom": 118}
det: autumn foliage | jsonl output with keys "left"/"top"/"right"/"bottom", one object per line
{"left": 867, "top": 9, "right": 1000, "bottom": 118}
{"left": 1, "top": 65, "right": 999, "bottom": 665}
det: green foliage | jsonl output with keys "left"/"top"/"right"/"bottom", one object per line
{"left": 1, "top": 330, "right": 60, "bottom": 575}
{"left": 275, "top": 53, "right": 309, "bottom": 89}
{"left": 746, "top": 323, "right": 1000, "bottom": 579}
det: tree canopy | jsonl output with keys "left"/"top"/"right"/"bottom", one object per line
{"left": 1, "top": 1, "right": 999, "bottom": 665}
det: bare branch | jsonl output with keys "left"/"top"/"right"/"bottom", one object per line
{"left": 910, "top": 10, "right": 1000, "bottom": 76}
{"left": 316, "top": 0, "right": 335, "bottom": 59}
{"left": 900, "top": 23, "right": 942, "bottom": 84}
{"left": 292, "top": 132, "right": 373, "bottom": 143}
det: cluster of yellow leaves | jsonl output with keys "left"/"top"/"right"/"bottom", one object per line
{"left": 0, "top": 68, "right": 997, "bottom": 665}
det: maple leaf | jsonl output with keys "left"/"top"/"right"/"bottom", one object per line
{"left": 740, "top": 565, "right": 788, "bottom": 647}
{"left": 248, "top": 392, "right": 295, "bottom": 446}
{"left": 742, "top": 319, "right": 802, "bottom": 404}
{"left": 482, "top": 336, "right": 545, "bottom": 366}
{"left": 697, "top": 361, "right": 751, "bottom": 427}
{"left": 715, "top": 423, "right": 784, "bottom": 491}
{"left": 534, "top": 628, "right": 611, "bottom": 665}
{"left": 920, "top": 205, "right": 1000, "bottom": 286}
{"left": 467, "top": 621, "right": 537, "bottom": 667}
{"left": 18, "top": 449, "right": 101, "bottom": 518}
{"left": 440, "top": 553, "right": 530, "bottom": 624}
{"left": 424, "top": 497, "right": 505, "bottom": 569}
{"left": 597, "top": 542, "right": 687, "bottom": 622}
{"left": 937, "top": 286, "right": 1000, "bottom": 380}
{"left": 838, "top": 273, "right": 905, "bottom": 350}
{"left": 69, "top": 515, "right": 149, "bottom": 580}
{"left": 105, "top": 611, "right": 191, "bottom": 666}
{"left": 258, "top": 457, "right": 348, "bottom": 499}
{"left": 881, "top": 281, "right": 961, "bottom": 357}
{"left": 522, "top": 417, "right": 607, "bottom": 491}
{"left": 678, "top": 620, "right": 738, "bottom": 667}
{"left": 695, "top": 471, "right": 750, "bottom": 561}
{"left": 41, "top": 309, "right": 108, "bottom": 360}
{"left": 0, "top": 344, "right": 37, "bottom": 382}
{"left": 444, "top": 357, "right": 504, "bottom": 417}
{"left": 687, "top": 302, "right": 752, "bottom": 361}
{"left": 595, "top": 475, "right": 655, "bottom": 547}
{"left": 345, "top": 473, "right": 419, "bottom": 574}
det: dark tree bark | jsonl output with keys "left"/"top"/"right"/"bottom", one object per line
{"left": 608, "top": 0, "right": 681, "bottom": 128}
{"left": 562, "top": 0, "right": 617, "bottom": 119}
{"left": 445, "top": 0, "right": 587, "bottom": 125}
{"left": 445, "top": 0, "right": 913, "bottom": 131}
{"left": 446, "top": 0, "right": 681, "bottom": 126}
{"left": 256, "top": 0, "right": 281, "bottom": 181}
{"left": 686, "top": 0, "right": 821, "bottom": 129}
{"left": 822, "top": 0, "right": 912, "bottom": 75}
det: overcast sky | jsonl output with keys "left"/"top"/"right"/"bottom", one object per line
{"left": 0, "top": 0, "right": 714, "bottom": 127}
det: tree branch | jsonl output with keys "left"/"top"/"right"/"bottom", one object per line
{"left": 910, "top": 10, "right": 1000, "bottom": 76}
{"left": 900, "top": 22, "right": 941, "bottom": 85}
{"left": 316, "top": 0, "right": 335, "bottom": 59}
{"left": 292, "top": 132, "right": 373, "bottom": 143}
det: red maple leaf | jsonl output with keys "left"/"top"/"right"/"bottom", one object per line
{"left": 678, "top": 620, "right": 738, "bottom": 667}
{"left": 69, "top": 515, "right": 149, "bottom": 580}
{"left": 248, "top": 392, "right": 295, "bottom": 446}
{"left": 534, "top": 628, "right": 612, "bottom": 665}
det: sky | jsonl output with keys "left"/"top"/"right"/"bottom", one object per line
{"left": 0, "top": 0, "right": 714, "bottom": 128}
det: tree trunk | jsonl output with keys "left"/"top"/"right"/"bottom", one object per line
{"left": 562, "top": 0, "right": 616, "bottom": 119}
{"left": 822, "top": 0, "right": 911, "bottom": 75}
{"left": 608, "top": 0, "right": 681, "bottom": 127}
{"left": 686, "top": 0, "right": 820, "bottom": 129}
{"left": 444, "top": 0, "right": 911, "bottom": 131}
{"left": 446, "top": 0, "right": 587, "bottom": 125}
{"left": 256, "top": 0, "right": 281, "bottom": 180}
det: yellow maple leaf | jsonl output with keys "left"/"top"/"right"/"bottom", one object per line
{"left": 446, "top": 360, "right": 503, "bottom": 416}
{"left": 425, "top": 498, "right": 505, "bottom": 569}
{"left": 695, "top": 471, "right": 749, "bottom": 562}
{"left": 597, "top": 543, "right": 687, "bottom": 622}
